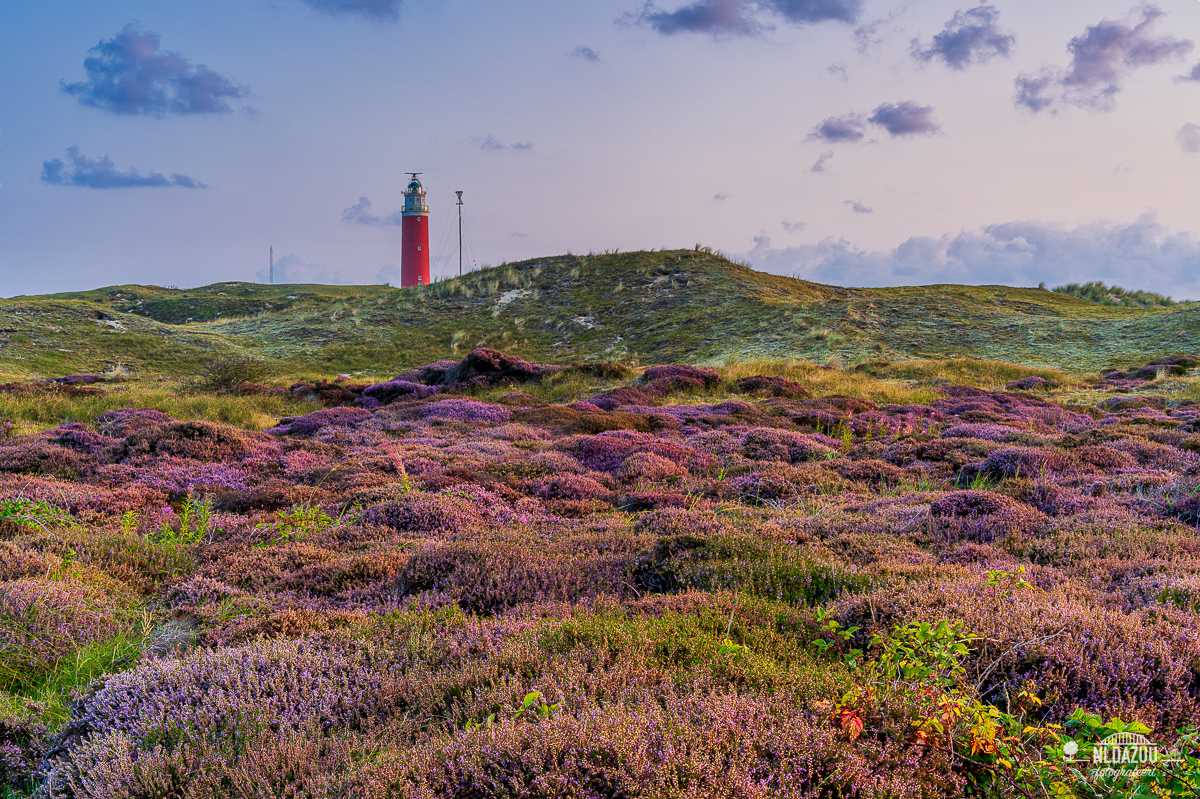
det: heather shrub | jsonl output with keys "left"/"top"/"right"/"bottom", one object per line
{"left": 563, "top": 431, "right": 712, "bottom": 473}
{"left": 1072, "top": 444, "right": 1137, "bottom": 469}
{"left": 728, "top": 463, "right": 850, "bottom": 504}
{"left": 120, "top": 421, "right": 253, "bottom": 462}
{"left": 635, "top": 507, "right": 734, "bottom": 539}
{"left": 741, "top": 427, "right": 836, "bottom": 463}
{"left": 0, "top": 541, "right": 53, "bottom": 580}
{"left": 268, "top": 407, "right": 373, "bottom": 437}
{"left": 197, "top": 543, "right": 339, "bottom": 592}
{"left": 530, "top": 474, "right": 612, "bottom": 502}
{"left": 362, "top": 493, "right": 483, "bottom": 535}
{"left": 614, "top": 451, "right": 684, "bottom": 481}
{"left": 832, "top": 575, "right": 1200, "bottom": 727}
{"left": 1005, "top": 376, "right": 1053, "bottom": 390}
{"left": 0, "top": 439, "right": 87, "bottom": 478}
{"left": 422, "top": 399, "right": 511, "bottom": 424}
{"left": 395, "top": 690, "right": 951, "bottom": 799}
{"left": 926, "top": 490, "right": 1050, "bottom": 543}
{"left": 585, "top": 385, "right": 654, "bottom": 411}
{"left": 15, "top": 352, "right": 1200, "bottom": 796}
{"left": 0, "top": 578, "right": 129, "bottom": 689}
{"left": 735, "top": 375, "right": 809, "bottom": 398}
{"left": 638, "top": 364, "right": 721, "bottom": 389}
{"left": 361, "top": 378, "right": 439, "bottom": 405}
{"left": 832, "top": 459, "right": 906, "bottom": 487}
{"left": 0, "top": 704, "right": 48, "bottom": 794}
{"left": 397, "top": 539, "right": 638, "bottom": 612}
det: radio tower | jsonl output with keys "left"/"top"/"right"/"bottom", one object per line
{"left": 269, "top": 246, "right": 274, "bottom": 285}
{"left": 401, "top": 174, "right": 430, "bottom": 287}
{"left": 456, "top": 191, "right": 464, "bottom": 277}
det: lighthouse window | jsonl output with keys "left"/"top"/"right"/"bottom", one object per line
{"left": 418, "top": 246, "right": 422, "bottom": 251}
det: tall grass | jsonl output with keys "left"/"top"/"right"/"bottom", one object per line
{"left": 0, "top": 383, "right": 321, "bottom": 434}
{"left": 716, "top": 359, "right": 940, "bottom": 404}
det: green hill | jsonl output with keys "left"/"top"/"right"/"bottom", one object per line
{"left": 3, "top": 249, "right": 1196, "bottom": 377}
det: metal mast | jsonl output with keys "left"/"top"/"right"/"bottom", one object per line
{"left": 269, "top": 246, "right": 274, "bottom": 285}
{"left": 456, "top": 191, "right": 464, "bottom": 277}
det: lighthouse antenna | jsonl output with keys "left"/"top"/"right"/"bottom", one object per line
{"left": 456, "top": 191, "right": 464, "bottom": 278}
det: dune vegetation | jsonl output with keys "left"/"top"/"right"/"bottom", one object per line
{"left": 2, "top": 337, "right": 1200, "bottom": 797}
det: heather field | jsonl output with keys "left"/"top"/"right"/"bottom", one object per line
{"left": 4, "top": 348, "right": 1200, "bottom": 797}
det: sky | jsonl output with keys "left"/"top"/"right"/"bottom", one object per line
{"left": 1, "top": 0, "right": 1199, "bottom": 298}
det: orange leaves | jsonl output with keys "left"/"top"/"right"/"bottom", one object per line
{"left": 839, "top": 709, "right": 864, "bottom": 741}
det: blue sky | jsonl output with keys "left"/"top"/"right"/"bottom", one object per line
{"left": 2, "top": 0, "right": 1199, "bottom": 297}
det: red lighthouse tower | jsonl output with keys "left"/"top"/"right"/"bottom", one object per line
{"left": 401, "top": 173, "right": 430, "bottom": 287}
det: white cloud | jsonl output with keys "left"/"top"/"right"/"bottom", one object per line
{"left": 256, "top": 254, "right": 350, "bottom": 285}
{"left": 741, "top": 215, "right": 1200, "bottom": 299}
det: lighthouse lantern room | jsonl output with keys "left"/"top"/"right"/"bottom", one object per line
{"left": 401, "top": 173, "right": 430, "bottom": 287}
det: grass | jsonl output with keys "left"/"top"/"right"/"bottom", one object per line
{"left": 3, "top": 354, "right": 1194, "bottom": 438}
{"left": 0, "top": 382, "right": 321, "bottom": 435}
{"left": 1, "top": 628, "right": 148, "bottom": 729}
{"left": 5, "top": 250, "right": 1198, "bottom": 379}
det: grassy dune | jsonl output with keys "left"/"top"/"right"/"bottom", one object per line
{"left": 5, "top": 249, "right": 1197, "bottom": 378}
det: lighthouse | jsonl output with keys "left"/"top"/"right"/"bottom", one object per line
{"left": 401, "top": 173, "right": 430, "bottom": 287}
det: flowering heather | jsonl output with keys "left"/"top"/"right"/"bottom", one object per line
{"left": 742, "top": 427, "right": 837, "bottom": 463}
{"left": 564, "top": 430, "right": 712, "bottom": 473}
{"left": 928, "top": 490, "right": 1051, "bottom": 542}
{"left": 615, "top": 451, "right": 685, "bottom": 481}
{"left": 638, "top": 364, "right": 721, "bottom": 388}
{"left": 268, "top": 407, "right": 373, "bottom": 437}
{"left": 361, "top": 378, "right": 440, "bottom": 405}
{"left": 362, "top": 492, "right": 483, "bottom": 534}
{"left": 1005, "top": 376, "right": 1053, "bottom": 390}
{"left": 941, "top": 423, "right": 1049, "bottom": 443}
{"left": 969, "top": 445, "right": 1077, "bottom": 479}
{"left": 0, "top": 579, "right": 126, "bottom": 682}
{"left": 421, "top": 398, "right": 512, "bottom": 424}
{"left": 10, "top": 353, "right": 1200, "bottom": 794}
{"left": 585, "top": 385, "right": 655, "bottom": 411}
{"left": 735, "top": 374, "right": 810, "bottom": 398}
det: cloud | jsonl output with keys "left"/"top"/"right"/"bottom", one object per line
{"left": 622, "top": 0, "right": 762, "bottom": 36}
{"left": 809, "top": 101, "right": 938, "bottom": 143}
{"left": 1180, "top": 123, "right": 1200, "bottom": 153}
{"left": 741, "top": 214, "right": 1200, "bottom": 299}
{"left": 40, "top": 147, "right": 205, "bottom": 189}
{"left": 811, "top": 151, "right": 834, "bottom": 172}
{"left": 807, "top": 114, "right": 866, "bottom": 143}
{"left": 61, "top": 24, "right": 248, "bottom": 116}
{"left": 827, "top": 62, "right": 848, "bottom": 81}
{"left": 621, "top": 0, "right": 859, "bottom": 37}
{"left": 782, "top": 220, "right": 805, "bottom": 233}
{"left": 852, "top": 9, "right": 906, "bottom": 54}
{"left": 761, "top": 0, "right": 860, "bottom": 25}
{"left": 342, "top": 196, "right": 402, "bottom": 226}
{"left": 570, "top": 45, "right": 601, "bottom": 61}
{"left": 511, "top": 232, "right": 528, "bottom": 237}
{"left": 375, "top": 264, "right": 400, "bottom": 285}
{"left": 1014, "top": 4, "right": 1193, "bottom": 113}
{"left": 1178, "top": 62, "right": 1200, "bottom": 81}
{"left": 256, "top": 254, "right": 349, "bottom": 285}
{"left": 470, "top": 135, "right": 533, "bottom": 151}
{"left": 844, "top": 200, "right": 873, "bottom": 213}
{"left": 911, "top": 4, "right": 1015, "bottom": 70}
{"left": 714, "top": 192, "right": 728, "bottom": 201}
{"left": 299, "top": 0, "right": 404, "bottom": 22}
{"left": 868, "top": 101, "right": 940, "bottom": 136}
